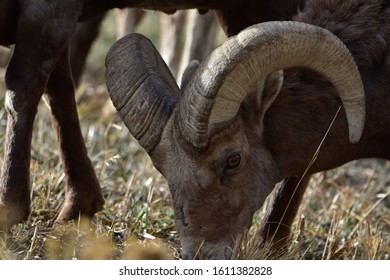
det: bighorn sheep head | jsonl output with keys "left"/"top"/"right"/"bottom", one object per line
{"left": 106, "top": 21, "right": 365, "bottom": 259}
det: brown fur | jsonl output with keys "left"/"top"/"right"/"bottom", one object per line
{"left": 3, "top": 0, "right": 385, "bottom": 261}
{"left": 0, "top": 0, "right": 307, "bottom": 230}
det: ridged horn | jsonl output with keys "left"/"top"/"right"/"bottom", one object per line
{"left": 106, "top": 33, "right": 179, "bottom": 153}
{"left": 179, "top": 21, "right": 366, "bottom": 149}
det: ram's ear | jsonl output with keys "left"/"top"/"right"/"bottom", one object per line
{"left": 249, "top": 70, "right": 284, "bottom": 120}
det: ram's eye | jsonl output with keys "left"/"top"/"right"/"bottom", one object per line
{"left": 224, "top": 153, "right": 242, "bottom": 172}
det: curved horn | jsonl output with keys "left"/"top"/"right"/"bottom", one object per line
{"left": 105, "top": 33, "right": 179, "bottom": 153}
{"left": 179, "top": 21, "right": 366, "bottom": 149}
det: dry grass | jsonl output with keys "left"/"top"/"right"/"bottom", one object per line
{"left": 0, "top": 11, "right": 388, "bottom": 260}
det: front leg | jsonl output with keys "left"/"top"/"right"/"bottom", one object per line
{"left": 45, "top": 48, "right": 104, "bottom": 224}
{"left": 0, "top": 0, "right": 82, "bottom": 230}
{"left": 259, "top": 175, "right": 311, "bottom": 249}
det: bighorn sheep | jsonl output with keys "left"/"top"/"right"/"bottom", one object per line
{"left": 0, "top": 0, "right": 305, "bottom": 230}
{"left": 106, "top": 0, "right": 389, "bottom": 259}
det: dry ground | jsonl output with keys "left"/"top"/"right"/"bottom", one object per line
{"left": 0, "top": 11, "right": 388, "bottom": 260}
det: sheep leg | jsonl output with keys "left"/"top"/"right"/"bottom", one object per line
{"left": 45, "top": 48, "right": 104, "bottom": 224}
{"left": 0, "top": 54, "right": 42, "bottom": 229}
{"left": 0, "top": 43, "right": 58, "bottom": 229}
{"left": 0, "top": 0, "right": 83, "bottom": 230}
{"left": 70, "top": 14, "right": 105, "bottom": 86}
{"left": 259, "top": 175, "right": 311, "bottom": 249}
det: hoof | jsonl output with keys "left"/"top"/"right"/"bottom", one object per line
{"left": 55, "top": 191, "right": 104, "bottom": 224}
{"left": 0, "top": 201, "right": 30, "bottom": 231}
